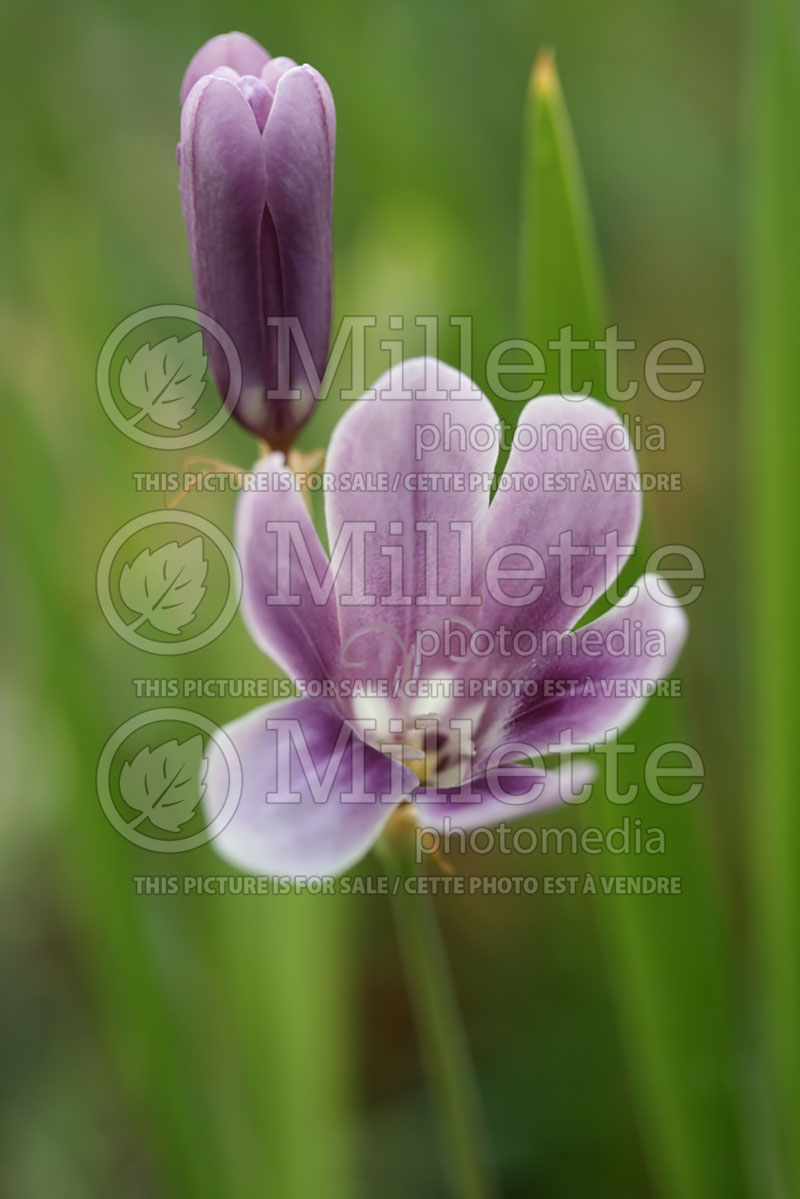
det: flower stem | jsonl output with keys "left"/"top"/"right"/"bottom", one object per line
{"left": 379, "top": 828, "right": 498, "bottom": 1199}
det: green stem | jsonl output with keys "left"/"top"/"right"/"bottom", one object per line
{"left": 379, "top": 834, "right": 498, "bottom": 1199}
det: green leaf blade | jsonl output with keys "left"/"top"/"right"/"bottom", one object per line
{"left": 746, "top": 0, "right": 800, "bottom": 1189}
{"left": 521, "top": 50, "right": 606, "bottom": 396}
{"left": 519, "top": 50, "right": 747, "bottom": 1199}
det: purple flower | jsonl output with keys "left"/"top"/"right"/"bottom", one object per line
{"left": 178, "top": 32, "right": 335, "bottom": 451}
{"left": 206, "top": 358, "right": 688, "bottom": 876}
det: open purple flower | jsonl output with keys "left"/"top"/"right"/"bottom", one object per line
{"left": 178, "top": 32, "right": 334, "bottom": 451}
{"left": 206, "top": 358, "right": 687, "bottom": 876}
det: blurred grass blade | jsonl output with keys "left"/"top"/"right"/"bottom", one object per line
{"left": 520, "top": 50, "right": 746, "bottom": 1198}
{"left": 210, "top": 890, "right": 354, "bottom": 1199}
{"left": 747, "top": 0, "right": 800, "bottom": 1190}
{"left": 520, "top": 49, "right": 605, "bottom": 395}
{"left": 5, "top": 290, "right": 354, "bottom": 1197}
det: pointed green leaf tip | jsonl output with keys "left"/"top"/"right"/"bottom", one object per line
{"left": 521, "top": 49, "right": 606, "bottom": 396}
{"left": 530, "top": 45, "right": 556, "bottom": 99}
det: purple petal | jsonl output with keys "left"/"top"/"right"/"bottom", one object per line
{"left": 180, "top": 32, "right": 271, "bottom": 103}
{"left": 324, "top": 358, "right": 499, "bottom": 706}
{"left": 205, "top": 698, "right": 418, "bottom": 876}
{"left": 236, "top": 74, "right": 274, "bottom": 133}
{"left": 479, "top": 394, "right": 642, "bottom": 653}
{"left": 261, "top": 56, "right": 298, "bottom": 89}
{"left": 260, "top": 65, "right": 335, "bottom": 440}
{"left": 237, "top": 454, "right": 342, "bottom": 687}
{"left": 414, "top": 759, "right": 597, "bottom": 831}
{"left": 503, "top": 575, "right": 689, "bottom": 752}
{"left": 179, "top": 75, "right": 279, "bottom": 434}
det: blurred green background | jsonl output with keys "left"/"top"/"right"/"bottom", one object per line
{"left": 0, "top": 0, "right": 781, "bottom": 1193}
